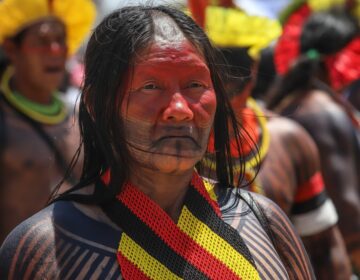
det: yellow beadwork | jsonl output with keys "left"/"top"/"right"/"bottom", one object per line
{"left": 117, "top": 176, "right": 261, "bottom": 279}
{"left": 119, "top": 234, "right": 181, "bottom": 280}
{"left": 244, "top": 168, "right": 265, "bottom": 195}
{"left": 205, "top": 6, "right": 282, "bottom": 58}
{"left": 201, "top": 98, "right": 268, "bottom": 193}
{"left": 0, "top": 67, "right": 68, "bottom": 125}
{"left": 202, "top": 98, "right": 270, "bottom": 170}
{"left": 243, "top": 98, "right": 270, "bottom": 170}
{"left": 203, "top": 179, "right": 217, "bottom": 202}
{"left": 178, "top": 206, "right": 261, "bottom": 279}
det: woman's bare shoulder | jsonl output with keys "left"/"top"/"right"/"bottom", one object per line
{"left": 0, "top": 200, "right": 121, "bottom": 279}
{"left": 0, "top": 204, "right": 57, "bottom": 278}
{"left": 249, "top": 192, "right": 315, "bottom": 279}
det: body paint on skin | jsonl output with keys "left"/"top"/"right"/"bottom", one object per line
{"left": 121, "top": 40, "right": 217, "bottom": 173}
{"left": 19, "top": 20, "right": 67, "bottom": 56}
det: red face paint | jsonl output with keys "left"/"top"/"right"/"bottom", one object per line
{"left": 121, "top": 40, "right": 217, "bottom": 173}
{"left": 20, "top": 44, "right": 67, "bottom": 56}
{"left": 11, "top": 18, "right": 67, "bottom": 95}
{"left": 20, "top": 20, "right": 67, "bottom": 56}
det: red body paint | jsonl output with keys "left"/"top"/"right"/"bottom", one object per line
{"left": 8, "top": 19, "right": 67, "bottom": 100}
{"left": 121, "top": 40, "right": 217, "bottom": 173}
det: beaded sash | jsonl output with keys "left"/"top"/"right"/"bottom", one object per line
{"left": 102, "top": 172, "right": 260, "bottom": 279}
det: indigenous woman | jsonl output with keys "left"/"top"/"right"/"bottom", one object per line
{"left": 0, "top": 6, "right": 314, "bottom": 279}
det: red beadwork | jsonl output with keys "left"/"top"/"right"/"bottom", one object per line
{"left": 117, "top": 174, "right": 241, "bottom": 279}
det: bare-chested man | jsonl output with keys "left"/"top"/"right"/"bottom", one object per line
{"left": 268, "top": 6, "right": 360, "bottom": 273}
{"left": 0, "top": 6, "right": 315, "bottom": 279}
{"left": 201, "top": 46, "right": 352, "bottom": 279}
{"left": 0, "top": 0, "right": 95, "bottom": 242}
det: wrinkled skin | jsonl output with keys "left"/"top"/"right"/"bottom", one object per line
{"left": 121, "top": 41, "right": 216, "bottom": 175}
{"left": 0, "top": 16, "right": 314, "bottom": 279}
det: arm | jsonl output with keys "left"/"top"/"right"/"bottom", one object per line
{"left": 285, "top": 120, "right": 352, "bottom": 278}
{"left": 298, "top": 107, "right": 360, "bottom": 272}
{"left": 0, "top": 201, "right": 121, "bottom": 279}
{"left": 302, "top": 226, "right": 352, "bottom": 279}
{"left": 0, "top": 213, "right": 56, "bottom": 280}
{"left": 253, "top": 193, "right": 316, "bottom": 279}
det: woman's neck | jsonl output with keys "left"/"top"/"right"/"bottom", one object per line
{"left": 128, "top": 167, "right": 194, "bottom": 222}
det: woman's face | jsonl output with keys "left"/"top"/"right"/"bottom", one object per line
{"left": 121, "top": 39, "right": 217, "bottom": 174}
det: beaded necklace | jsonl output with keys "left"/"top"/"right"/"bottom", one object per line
{"left": 0, "top": 67, "right": 67, "bottom": 125}
{"left": 203, "top": 98, "right": 270, "bottom": 193}
{"left": 238, "top": 98, "right": 270, "bottom": 170}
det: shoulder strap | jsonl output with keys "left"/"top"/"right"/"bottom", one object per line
{"left": 239, "top": 190, "right": 277, "bottom": 248}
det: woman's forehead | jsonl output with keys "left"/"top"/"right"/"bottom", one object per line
{"left": 133, "top": 39, "right": 206, "bottom": 66}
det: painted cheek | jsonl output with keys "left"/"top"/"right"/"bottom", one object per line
{"left": 21, "top": 45, "right": 67, "bottom": 56}
{"left": 121, "top": 92, "right": 164, "bottom": 122}
{"left": 194, "top": 90, "right": 217, "bottom": 127}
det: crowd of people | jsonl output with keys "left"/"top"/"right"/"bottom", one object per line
{"left": 0, "top": 0, "right": 359, "bottom": 279}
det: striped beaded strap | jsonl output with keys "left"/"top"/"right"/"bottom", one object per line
{"left": 110, "top": 173, "right": 260, "bottom": 279}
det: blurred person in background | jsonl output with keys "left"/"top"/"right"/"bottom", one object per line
{"left": 194, "top": 4, "right": 352, "bottom": 278}
{"left": 0, "top": 0, "right": 95, "bottom": 243}
{"left": 251, "top": 45, "right": 277, "bottom": 104}
{"left": 267, "top": 1, "right": 360, "bottom": 274}
{"left": 214, "top": 46, "right": 351, "bottom": 280}
{"left": 344, "top": 79, "right": 360, "bottom": 113}
{"left": 0, "top": 5, "right": 314, "bottom": 279}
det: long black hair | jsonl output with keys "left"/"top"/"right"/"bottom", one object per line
{"left": 52, "top": 5, "right": 245, "bottom": 205}
{"left": 267, "top": 8, "right": 359, "bottom": 119}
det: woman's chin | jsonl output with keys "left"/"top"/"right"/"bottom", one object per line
{"left": 144, "top": 154, "right": 200, "bottom": 174}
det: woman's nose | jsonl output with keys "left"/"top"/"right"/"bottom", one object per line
{"left": 162, "top": 93, "right": 194, "bottom": 122}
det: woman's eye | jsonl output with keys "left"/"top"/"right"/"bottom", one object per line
{"left": 143, "top": 83, "right": 158, "bottom": 90}
{"left": 188, "top": 82, "right": 204, "bottom": 88}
